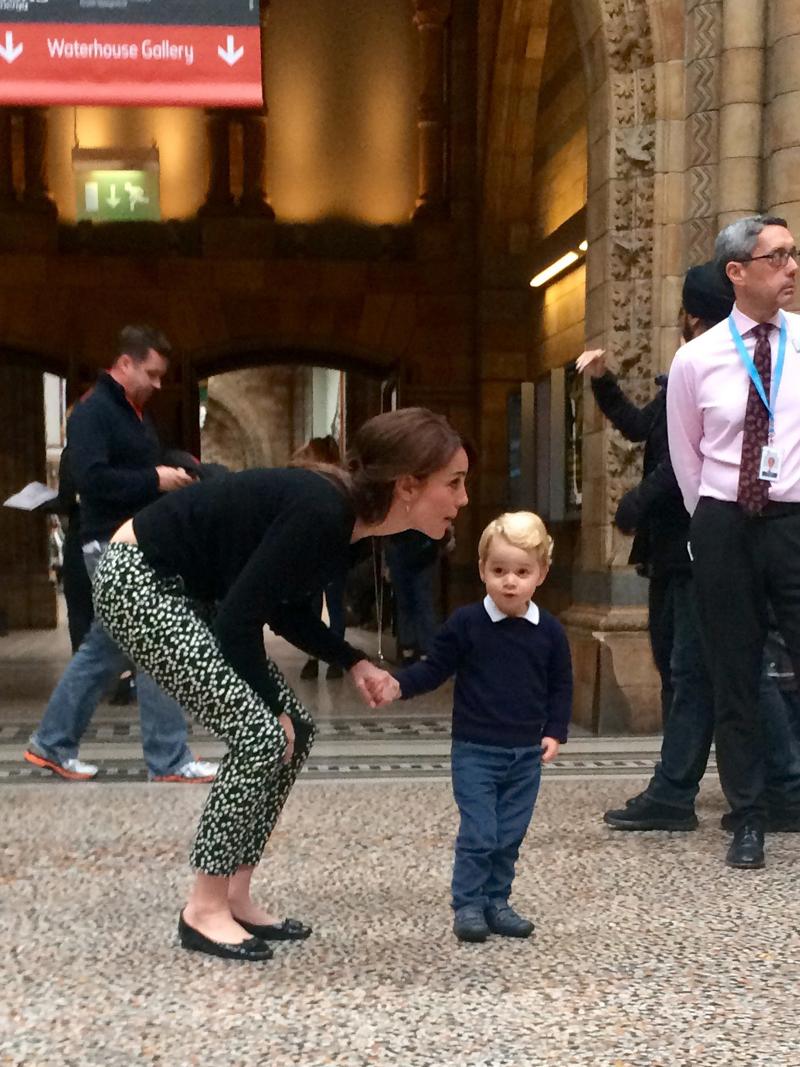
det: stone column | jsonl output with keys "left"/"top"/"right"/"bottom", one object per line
{"left": 717, "top": 0, "right": 765, "bottom": 227}
{"left": 765, "top": 0, "right": 800, "bottom": 223}
{"left": 21, "top": 108, "right": 56, "bottom": 215}
{"left": 240, "top": 113, "right": 274, "bottom": 216}
{"left": 199, "top": 109, "right": 235, "bottom": 215}
{"left": 412, "top": 0, "right": 451, "bottom": 220}
{"left": 684, "top": 0, "right": 722, "bottom": 263}
{"left": 0, "top": 359, "right": 57, "bottom": 629}
{"left": 0, "top": 109, "right": 15, "bottom": 206}
{"left": 240, "top": 1, "right": 275, "bottom": 217}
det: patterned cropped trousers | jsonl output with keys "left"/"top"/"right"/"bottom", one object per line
{"left": 94, "top": 543, "right": 315, "bottom": 876}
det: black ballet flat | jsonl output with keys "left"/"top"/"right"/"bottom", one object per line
{"left": 234, "top": 916, "right": 313, "bottom": 941}
{"left": 178, "top": 912, "right": 273, "bottom": 961}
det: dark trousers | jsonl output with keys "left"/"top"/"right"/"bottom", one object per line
{"left": 690, "top": 498, "right": 800, "bottom": 825}
{"left": 646, "top": 573, "right": 800, "bottom": 812}
{"left": 648, "top": 573, "right": 676, "bottom": 726}
{"left": 450, "top": 740, "right": 542, "bottom": 911}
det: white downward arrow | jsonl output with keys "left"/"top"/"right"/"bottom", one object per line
{"left": 0, "top": 31, "right": 23, "bottom": 64}
{"left": 106, "top": 184, "right": 121, "bottom": 209}
{"left": 217, "top": 34, "right": 244, "bottom": 66}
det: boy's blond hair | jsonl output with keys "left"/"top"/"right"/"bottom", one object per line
{"left": 478, "top": 511, "right": 553, "bottom": 568}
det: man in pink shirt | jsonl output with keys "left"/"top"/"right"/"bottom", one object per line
{"left": 667, "top": 214, "right": 800, "bottom": 870}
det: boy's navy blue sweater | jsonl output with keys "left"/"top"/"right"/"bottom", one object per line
{"left": 396, "top": 600, "right": 573, "bottom": 746}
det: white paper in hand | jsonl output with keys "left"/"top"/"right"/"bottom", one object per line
{"left": 3, "top": 482, "right": 58, "bottom": 511}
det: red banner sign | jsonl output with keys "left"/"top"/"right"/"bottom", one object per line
{"left": 0, "top": 21, "right": 263, "bottom": 107}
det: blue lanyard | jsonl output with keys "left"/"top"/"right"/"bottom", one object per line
{"left": 728, "top": 314, "right": 787, "bottom": 437}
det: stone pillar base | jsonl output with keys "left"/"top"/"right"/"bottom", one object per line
{"left": 562, "top": 603, "right": 661, "bottom": 735}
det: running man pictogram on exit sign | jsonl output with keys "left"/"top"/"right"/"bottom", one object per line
{"left": 0, "top": 1, "right": 262, "bottom": 108}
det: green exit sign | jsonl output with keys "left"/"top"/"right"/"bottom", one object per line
{"left": 72, "top": 147, "right": 161, "bottom": 222}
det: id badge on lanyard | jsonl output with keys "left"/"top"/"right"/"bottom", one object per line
{"left": 728, "top": 314, "right": 788, "bottom": 481}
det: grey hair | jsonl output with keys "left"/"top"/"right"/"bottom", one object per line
{"left": 715, "top": 214, "right": 788, "bottom": 266}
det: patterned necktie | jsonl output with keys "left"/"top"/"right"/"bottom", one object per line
{"left": 737, "top": 322, "right": 775, "bottom": 515}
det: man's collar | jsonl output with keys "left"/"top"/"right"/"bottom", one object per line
{"left": 483, "top": 594, "right": 540, "bottom": 625}
{"left": 732, "top": 303, "right": 783, "bottom": 334}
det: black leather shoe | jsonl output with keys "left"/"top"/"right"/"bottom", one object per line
{"left": 453, "top": 905, "right": 490, "bottom": 943}
{"left": 725, "top": 824, "right": 765, "bottom": 869}
{"left": 485, "top": 901, "right": 534, "bottom": 938}
{"left": 604, "top": 793, "right": 698, "bottom": 831}
{"left": 326, "top": 663, "right": 344, "bottom": 679}
{"left": 178, "top": 912, "right": 273, "bottom": 961}
{"left": 234, "top": 916, "right": 312, "bottom": 941}
{"left": 300, "top": 659, "right": 319, "bottom": 680}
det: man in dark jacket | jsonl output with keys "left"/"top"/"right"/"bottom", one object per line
{"left": 24, "top": 325, "right": 217, "bottom": 783}
{"left": 579, "top": 265, "right": 800, "bottom": 831}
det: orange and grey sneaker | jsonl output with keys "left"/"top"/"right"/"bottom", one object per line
{"left": 150, "top": 759, "right": 218, "bottom": 783}
{"left": 23, "top": 747, "right": 98, "bottom": 780}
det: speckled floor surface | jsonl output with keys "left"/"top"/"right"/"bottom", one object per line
{"left": 2, "top": 775, "right": 799, "bottom": 1067}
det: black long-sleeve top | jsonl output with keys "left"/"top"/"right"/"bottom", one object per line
{"left": 395, "top": 599, "right": 573, "bottom": 746}
{"left": 133, "top": 468, "right": 368, "bottom": 712}
{"left": 67, "top": 372, "right": 161, "bottom": 543}
{"left": 591, "top": 371, "right": 689, "bottom": 576}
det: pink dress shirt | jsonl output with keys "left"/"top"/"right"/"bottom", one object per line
{"left": 667, "top": 305, "right": 800, "bottom": 514}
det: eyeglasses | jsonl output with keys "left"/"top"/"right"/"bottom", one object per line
{"left": 739, "top": 247, "right": 799, "bottom": 269}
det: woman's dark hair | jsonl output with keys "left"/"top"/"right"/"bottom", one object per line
{"left": 345, "top": 407, "right": 467, "bottom": 524}
{"left": 289, "top": 435, "right": 341, "bottom": 467}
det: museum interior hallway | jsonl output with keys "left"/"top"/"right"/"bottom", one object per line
{"left": 1, "top": 612, "right": 799, "bottom": 1066}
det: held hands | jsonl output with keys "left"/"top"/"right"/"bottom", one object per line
{"left": 156, "top": 465, "right": 195, "bottom": 492}
{"left": 541, "top": 737, "right": 560, "bottom": 763}
{"left": 278, "top": 712, "right": 295, "bottom": 764}
{"left": 349, "top": 659, "right": 401, "bottom": 708}
{"left": 575, "top": 349, "right": 607, "bottom": 379}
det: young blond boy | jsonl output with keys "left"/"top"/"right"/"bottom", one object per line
{"left": 379, "top": 512, "right": 573, "bottom": 942}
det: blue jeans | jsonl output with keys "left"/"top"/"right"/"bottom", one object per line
{"left": 646, "top": 574, "right": 800, "bottom": 812}
{"left": 450, "top": 740, "right": 542, "bottom": 911}
{"left": 31, "top": 541, "right": 192, "bottom": 778}
{"left": 385, "top": 547, "right": 438, "bottom": 655}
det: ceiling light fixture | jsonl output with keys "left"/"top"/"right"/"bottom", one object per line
{"left": 529, "top": 240, "right": 588, "bottom": 288}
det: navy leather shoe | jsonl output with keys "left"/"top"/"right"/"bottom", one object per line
{"left": 235, "top": 916, "right": 312, "bottom": 941}
{"left": 178, "top": 912, "right": 273, "bottom": 961}
{"left": 453, "top": 904, "right": 490, "bottom": 943}
{"left": 484, "top": 901, "right": 534, "bottom": 938}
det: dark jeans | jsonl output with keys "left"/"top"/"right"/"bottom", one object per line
{"left": 450, "top": 740, "right": 542, "bottom": 911}
{"left": 385, "top": 542, "right": 438, "bottom": 656}
{"left": 645, "top": 573, "right": 800, "bottom": 812}
{"left": 648, "top": 573, "right": 676, "bottom": 727}
{"left": 688, "top": 499, "right": 800, "bottom": 825}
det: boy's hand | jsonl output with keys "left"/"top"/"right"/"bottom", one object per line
{"left": 349, "top": 659, "right": 397, "bottom": 708}
{"left": 375, "top": 675, "right": 401, "bottom": 707}
{"left": 541, "top": 736, "right": 560, "bottom": 763}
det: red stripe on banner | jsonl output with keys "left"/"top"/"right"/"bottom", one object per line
{"left": 0, "top": 23, "right": 263, "bottom": 108}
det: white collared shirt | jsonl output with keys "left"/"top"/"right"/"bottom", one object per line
{"left": 483, "top": 594, "right": 540, "bottom": 625}
{"left": 667, "top": 304, "right": 800, "bottom": 514}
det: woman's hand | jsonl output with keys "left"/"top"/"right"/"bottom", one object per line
{"left": 575, "top": 349, "right": 607, "bottom": 378}
{"left": 278, "top": 712, "right": 295, "bottom": 764}
{"left": 349, "top": 659, "right": 397, "bottom": 708}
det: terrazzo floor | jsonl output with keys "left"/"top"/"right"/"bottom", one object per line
{"left": 2, "top": 775, "right": 799, "bottom": 1067}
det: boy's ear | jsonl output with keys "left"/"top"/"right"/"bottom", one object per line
{"left": 478, "top": 557, "right": 486, "bottom": 583}
{"left": 536, "top": 563, "right": 550, "bottom": 587}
